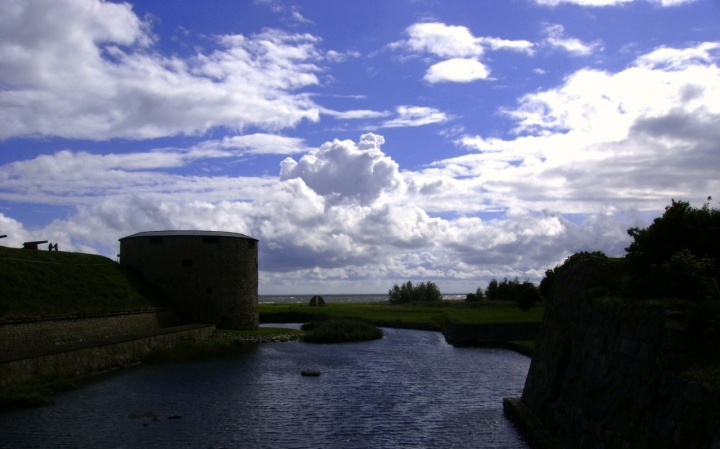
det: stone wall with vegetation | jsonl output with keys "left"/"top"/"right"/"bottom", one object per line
{"left": 0, "top": 324, "right": 214, "bottom": 388}
{"left": 510, "top": 258, "right": 720, "bottom": 449}
{"left": 0, "top": 309, "right": 178, "bottom": 355}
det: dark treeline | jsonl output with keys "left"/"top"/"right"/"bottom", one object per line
{"left": 466, "top": 198, "right": 720, "bottom": 313}
{"left": 466, "top": 277, "right": 542, "bottom": 311}
{"left": 388, "top": 280, "right": 442, "bottom": 304}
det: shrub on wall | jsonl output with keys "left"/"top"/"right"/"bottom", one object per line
{"left": 625, "top": 198, "right": 720, "bottom": 301}
{"left": 539, "top": 251, "right": 608, "bottom": 300}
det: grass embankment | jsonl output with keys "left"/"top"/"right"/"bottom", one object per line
{"left": 302, "top": 319, "right": 383, "bottom": 343}
{"left": 0, "top": 246, "right": 168, "bottom": 321}
{"left": 259, "top": 300, "right": 545, "bottom": 329}
{"left": 0, "top": 377, "right": 76, "bottom": 410}
{"left": 150, "top": 328, "right": 303, "bottom": 363}
{"left": 509, "top": 340, "right": 537, "bottom": 350}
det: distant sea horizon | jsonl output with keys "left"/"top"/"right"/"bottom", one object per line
{"left": 259, "top": 293, "right": 467, "bottom": 304}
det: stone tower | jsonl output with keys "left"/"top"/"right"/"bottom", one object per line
{"left": 119, "top": 230, "right": 258, "bottom": 330}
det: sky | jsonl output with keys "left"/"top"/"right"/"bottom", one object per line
{"left": 0, "top": 0, "right": 718, "bottom": 294}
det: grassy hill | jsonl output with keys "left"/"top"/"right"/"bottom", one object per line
{"left": 0, "top": 246, "right": 169, "bottom": 321}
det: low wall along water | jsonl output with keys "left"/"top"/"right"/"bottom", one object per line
{"left": 0, "top": 324, "right": 215, "bottom": 388}
{"left": 0, "top": 309, "right": 178, "bottom": 355}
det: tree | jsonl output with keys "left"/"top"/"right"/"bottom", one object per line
{"left": 625, "top": 198, "right": 720, "bottom": 300}
{"left": 388, "top": 280, "right": 442, "bottom": 304}
{"left": 482, "top": 277, "right": 542, "bottom": 311}
{"left": 465, "top": 287, "right": 485, "bottom": 302}
{"left": 485, "top": 278, "right": 500, "bottom": 300}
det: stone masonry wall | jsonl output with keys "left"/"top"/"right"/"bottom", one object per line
{"left": 120, "top": 235, "right": 258, "bottom": 330}
{"left": 513, "top": 259, "right": 720, "bottom": 449}
{"left": 0, "top": 310, "right": 178, "bottom": 355}
{"left": 0, "top": 324, "right": 214, "bottom": 388}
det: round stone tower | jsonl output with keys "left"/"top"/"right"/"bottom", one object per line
{"left": 118, "top": 230, "right": 258, "bottom": 330}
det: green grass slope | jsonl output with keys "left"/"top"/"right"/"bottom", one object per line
{"left": 0, "top": 246, "right": 169, "bottom": 321}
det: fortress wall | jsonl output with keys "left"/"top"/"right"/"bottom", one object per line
{"left": 0, "top": 324, "right": 214, "bottom": 389}
{"left": 506, "top": 259, "right": 720, "bottom": 449}
{"left": 0, "top": 309, "right": 178, "bottom": 355}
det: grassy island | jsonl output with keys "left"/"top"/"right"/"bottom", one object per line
{"left": 301, "top": 319, "right": 384, "bottom": 343}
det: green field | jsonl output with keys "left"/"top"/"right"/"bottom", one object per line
{"left": 0, "top": 246, "right": 168, "bottom": 321}
{"left": 259, "top": 300, "right": 545, "bottom": 328}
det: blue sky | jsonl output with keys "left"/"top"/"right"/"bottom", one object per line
{"left": 1, "top": 0, "right": 718, "bottom": 294}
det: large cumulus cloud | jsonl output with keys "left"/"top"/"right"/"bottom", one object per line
{"left": 279, "top": 133, "right": 401, "bottom": 205}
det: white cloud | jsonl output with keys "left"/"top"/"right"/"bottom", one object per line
{"left": 289, "top": 9, "right": 313, "bottom": 24}
{"left": 476, "top": 37, "right": 535, "bottom": 53}
{"left": 390, "top": 22, "right": 533, "bottom": 84}
{"left": 396, "top": 23, "right": 484, "bottom": 58}
{"left": 280, "top": 133, "right": 400, "bottom": 205}
{"left": 544, "top": 24, "right": 601, "bottom": 56}
{"left": 395, "top": 23, "right": 534, "bottom": 58}
{"left": 214, "top": 134, "right": 311, "bottom": 155}
{"left": 0, "top": 0, "right": 324, "bottom": 140}
{"left": 535, "top": 0, "right": 632, "bottom": 5}
{"left": 381, "top": 106, "right": 450, "bottom": 128}
{"left": 326, "top": 50, "right": 361, "bottom": 62}
{"left": 424, "top": 58, "right": 490, "bottom": 83}
{"left": 0, "top": 129, "right": 664, "bottom": 293}
{"left": 448, "top": 41, "right": 720, "bottom": 213}
{"left": 3, "top": 42, "right": 718, "bottom": 293}
{"left": 535, "top": 0, "right": 697, "bottom": 5}
{"left": 323, "top": 109, "right": 392, "bottom": 119}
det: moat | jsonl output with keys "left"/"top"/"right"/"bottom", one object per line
{"left": 0, "top": 327, "right": 530, "bottom": 448}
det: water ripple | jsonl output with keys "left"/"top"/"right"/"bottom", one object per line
{"left": 0, "top": 328, "right": 530, "bottom": 448}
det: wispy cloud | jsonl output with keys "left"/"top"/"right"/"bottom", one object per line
{"left": 0, "top": 0, "right": 324, "bottom": 140}
{"left": 544, "top": 24, "right": 601, "bottom": 56}
{"left": 380, "top": 106, "right": 451, "bottom": 127}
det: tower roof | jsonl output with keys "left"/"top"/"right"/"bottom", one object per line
{"left": 119, "top": 230, "right": 257, "bottom": 241}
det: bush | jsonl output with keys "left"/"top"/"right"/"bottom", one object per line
{"left": 301, "top": 319, "right": 383, "bottom": 344}
{"left": 625, "top": 199, "right": 720, "bottom": 300}
{"left": 539, "top": 251, "right": 608, "bottom": 299}
{"left": 388, "top": 281, "right": 442, "bottom": 304}
{"left": 465, "top": 287, "right": 485, "bottom": 302}
{"left": 517, "top": 287, "right": 543, "bottom": 312}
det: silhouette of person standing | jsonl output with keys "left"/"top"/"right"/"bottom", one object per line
{"left": 48, "top": 242, "right": 53, "bottom": 251}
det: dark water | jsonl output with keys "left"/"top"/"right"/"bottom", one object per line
{"left": 0, "top": 328, "right": 530, "bottom": 449}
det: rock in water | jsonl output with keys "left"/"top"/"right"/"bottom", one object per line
{"left": 301, "top": 369, "right": 321, "bottom": 376}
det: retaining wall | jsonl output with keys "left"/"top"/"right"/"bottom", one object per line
{"left": 506, "top": 259, "right": 720, "bottom": 449}
{"left": 0, "top": 324, "right": 214, "bottom": 388}
{"left": 444, "top": 319, "right": 540, "bottom": 346}
{"left": 0, "top": 309, "right": 178, "bottom": 355}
